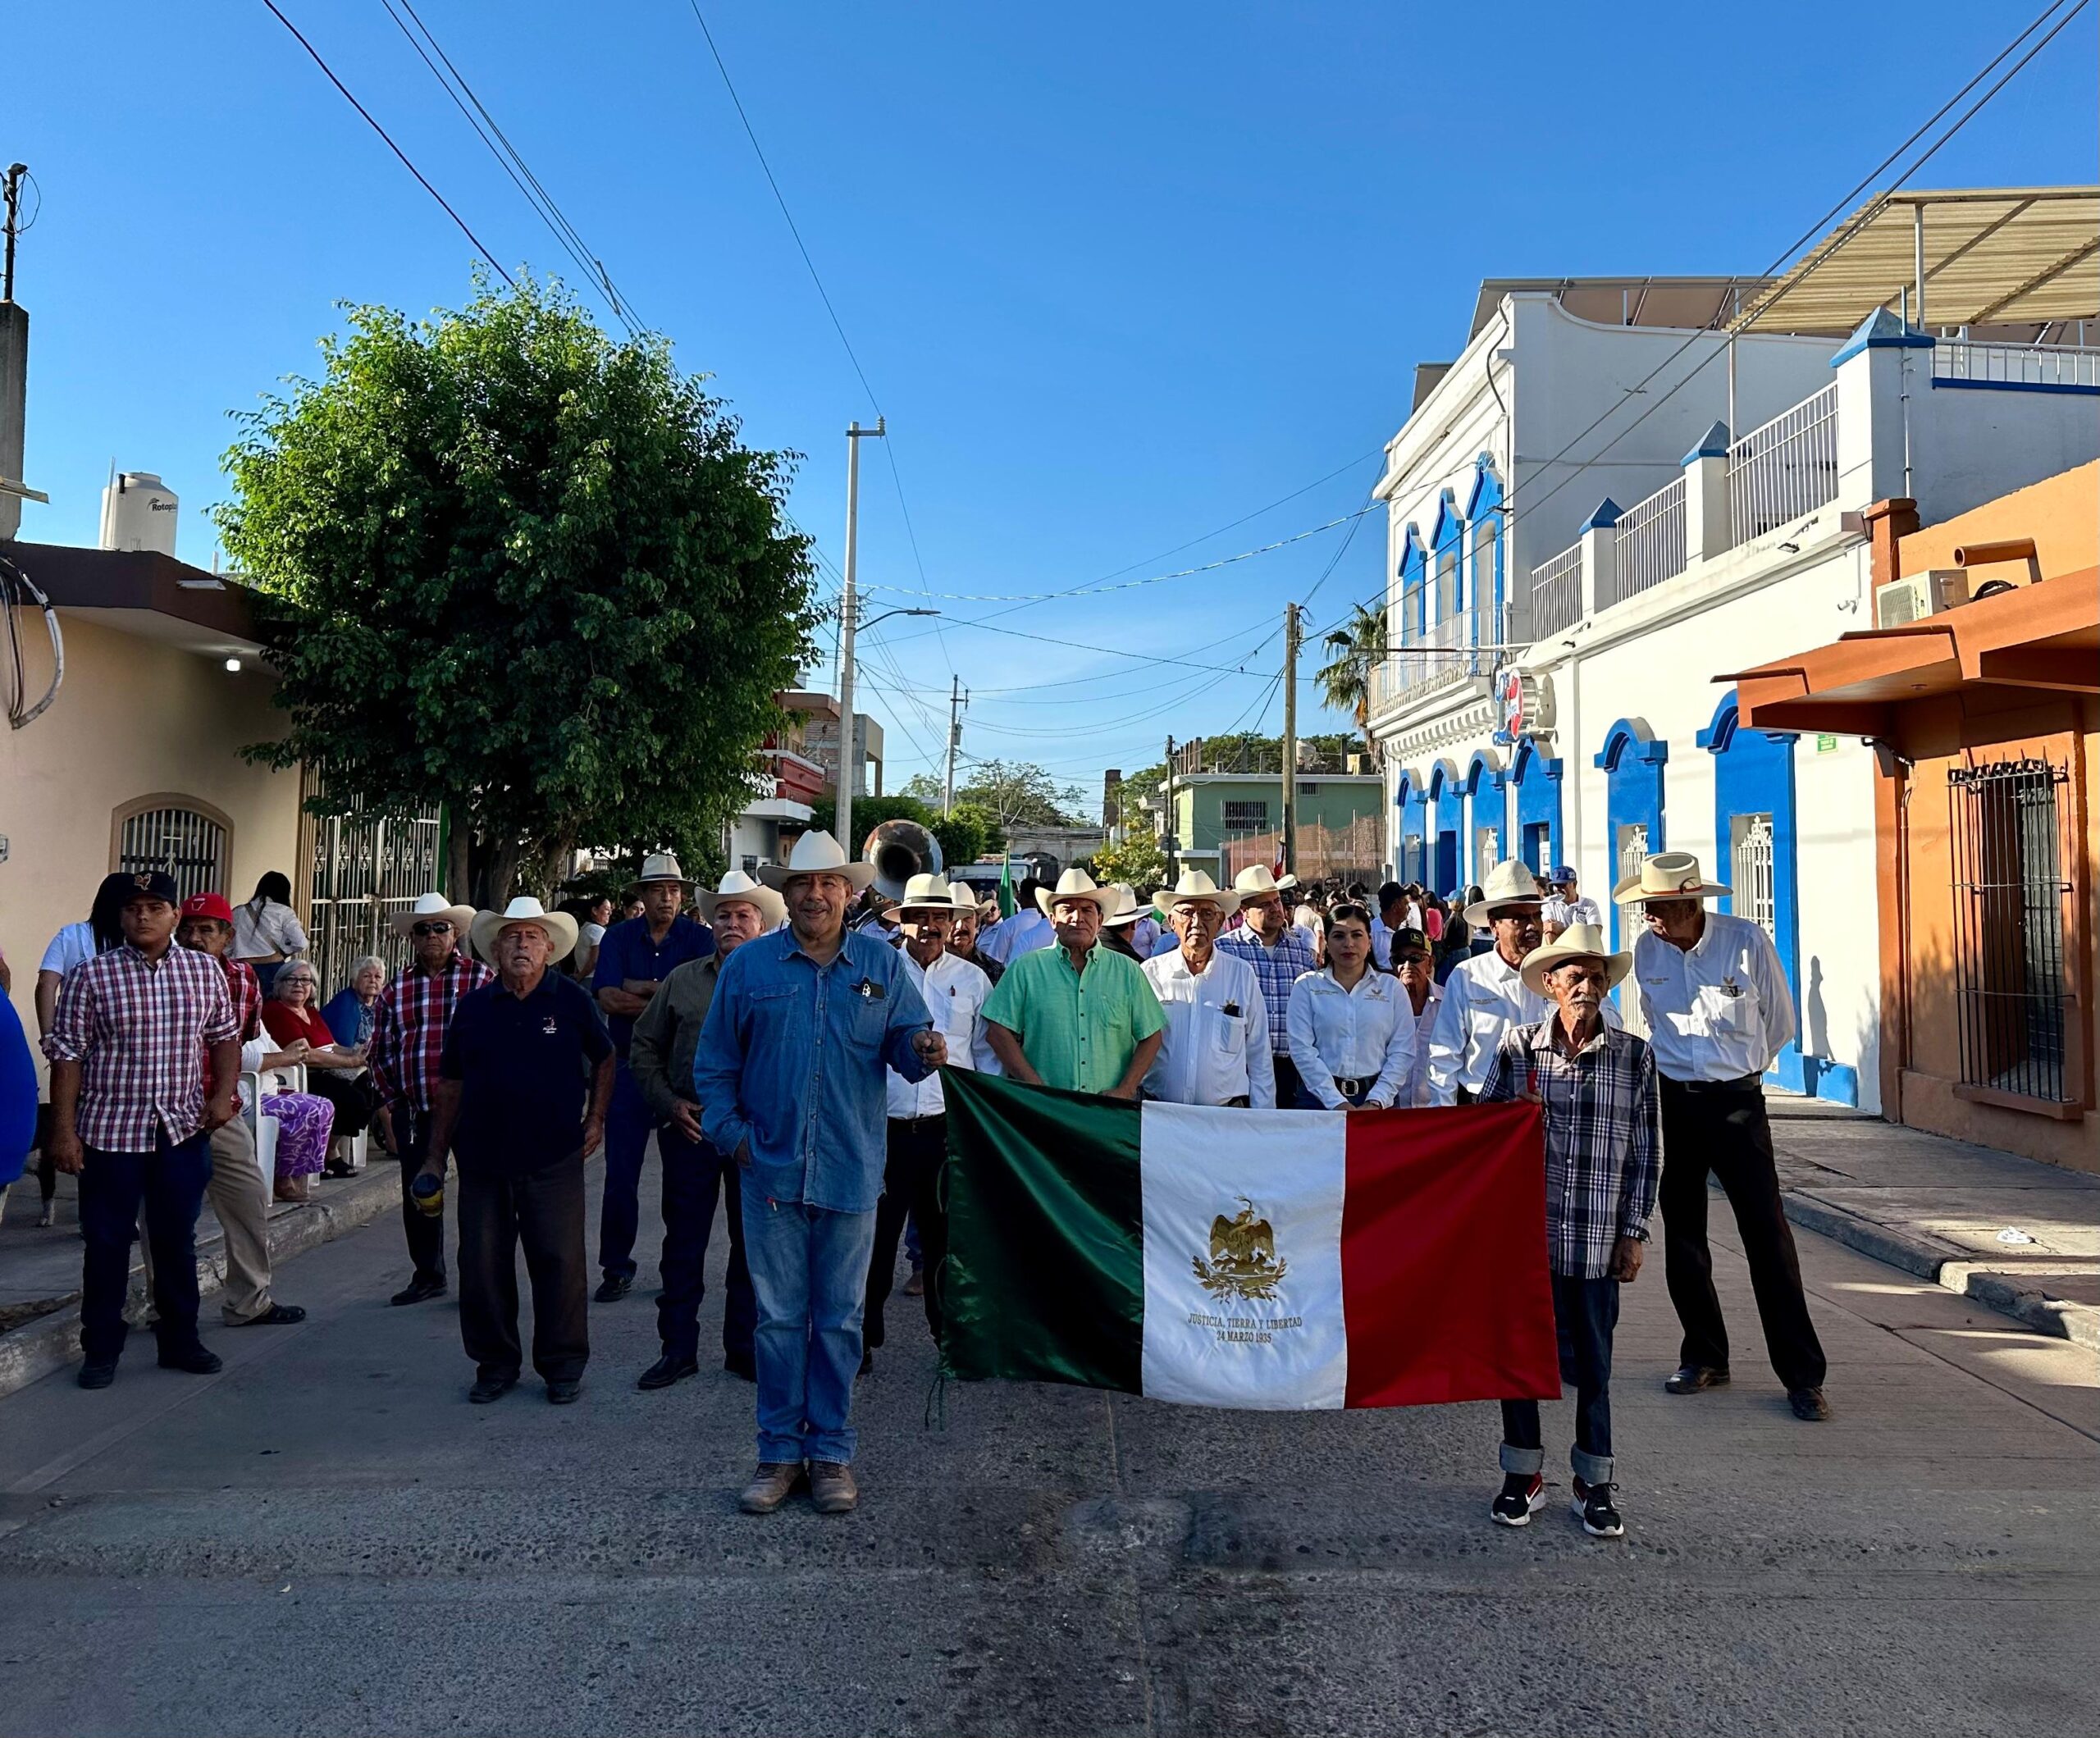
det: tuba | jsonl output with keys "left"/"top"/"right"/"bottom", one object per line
{"left": 862, "top": 818, "right": 943, "bottom": 901}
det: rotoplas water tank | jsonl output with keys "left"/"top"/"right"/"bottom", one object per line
{"left": 98, "top": 470, "right": 179, "bottom": 554}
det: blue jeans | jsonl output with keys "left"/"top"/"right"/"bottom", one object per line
{"left": 78, "top": 1128, "right": 213, "bottom": 1364}
{"left": 1500, "top": 1271, "right": 1620, "bottom": 1486}
{"left": 739, "top": 1188, "right": 878, "bottom": 1465}
{"left": 656, "top": 1124, "right": 756, "bottom": 1364}
{"left": 597, "top": 1062, "right": 653, "bottom": 1280}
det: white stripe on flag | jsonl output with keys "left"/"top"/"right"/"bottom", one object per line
{"left": 1138, "top": 1103, "right": 1350, "bottom": 1409}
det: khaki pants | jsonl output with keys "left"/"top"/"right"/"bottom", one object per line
{"left": 137, "top": 1117, "right": 277, "bottom": 1325}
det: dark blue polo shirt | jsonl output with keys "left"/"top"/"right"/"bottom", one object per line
{"left": 439, "top": 971, "right": 614, "bottom": 1174}
{"left": 592, "top": 914, "right": 715, "bottom": 1054}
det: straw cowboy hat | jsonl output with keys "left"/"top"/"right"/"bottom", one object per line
{"left": 624, "top": 851, "right": 696, "bottom": 896}
{"left": 1461, "top": 860, "right": 1546, "bottom": 928}
{"left": 1519, "top": 921, "right": 1632, "bottom": 997}
{"left": 1613, "top": 850, "right": 1732, "bottom": 905}
{"left": 390, "top": 890, "right": 477, "bottom": 939}
{"left": 1034, "top": 867, "right": 1120, "bottom": 918}
{"left": 1231, "top": 864, "right": 1299, "bottom": 898}
{"left": 695, "top": 869, "right": 786, "bottom": 930}
{"left": 1153, "top": 869, "right": 1242, "bottom": 919}
{"left": 896, "top": 872, "right": 970, "bottom": 914}
{"left": 1101, "top": 883, "right": 1147, "bottom": 927}
{"left": 471, "top": 896, "right": 579, "bottom": 964}
{"left": 758, "top": 829, "right": 877, "bottom": 893}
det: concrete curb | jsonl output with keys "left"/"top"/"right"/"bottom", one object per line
{"left": 1783, "top": 1188, "right": 2100, "bottom": 1352}
{"left": 0, "top": 1166, "right": 403, "bottom": 1400}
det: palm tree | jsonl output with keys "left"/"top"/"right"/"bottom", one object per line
{"left": 1317, "top": 602, "right": 1386, "bottom": 757}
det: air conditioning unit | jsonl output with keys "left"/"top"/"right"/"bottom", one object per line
{"left": 1874, "top": 569, "right": 1967, "bottom": 629}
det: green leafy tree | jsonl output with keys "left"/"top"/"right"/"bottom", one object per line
{"left": 1089, "top": 834, "right": 1166, "bottom": 888}
{"left": 929, "top": 808, "right": 989, "bottom": 866}
{"left": 1317, "top": 602, "right": 1388, "bottom": 756}
{"left": 947, "top": 759, "right": 1085, "bottom": 829}
{"left": 217, "top": 276, "right": 817, "bottom": 904}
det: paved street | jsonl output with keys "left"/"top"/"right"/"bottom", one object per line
{"left": 0, "top": 1153, "right": 2092, "bottom": 1738}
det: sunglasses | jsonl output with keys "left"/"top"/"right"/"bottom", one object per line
{"left": 410, "top": 921, "right": 454, "bottom": 937}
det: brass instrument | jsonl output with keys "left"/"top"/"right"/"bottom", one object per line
{"left": 861, "top": 818, "right": 944, "bottom": 901}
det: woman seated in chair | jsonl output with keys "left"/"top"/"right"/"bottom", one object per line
{"left": 262, "top": 960, "right": 376, "bottom": 1179}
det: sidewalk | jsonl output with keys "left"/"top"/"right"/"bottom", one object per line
{"left": 1768, "top": 1094, "right": 2100, "bottom": 1349}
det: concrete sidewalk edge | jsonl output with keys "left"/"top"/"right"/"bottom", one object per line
{"left": 1783, "top": 1188, "right": 2100, "bottom": 1352}
{"left": 0, "top": 1166, "right": 402, "bottom": 1399}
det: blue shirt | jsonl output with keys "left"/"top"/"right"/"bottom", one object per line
{"left": 439, "top": 971, "right": 614, "bottom": 1175}
{"left": 320, "top": 988, "right": 375, "bottom": 1048}
{"left": 592, "top": 914, "right": 715, "bottom": 1053}
{"left": 692, "top": 927, "right": 934, "bottom": 1212}
{"left": 1217, "top": 924, "right": 1319, "bottom": 1056}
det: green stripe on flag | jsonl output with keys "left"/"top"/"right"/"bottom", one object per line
{"left": 940, "top": 1070, "right": 1143, "bottom": 1394}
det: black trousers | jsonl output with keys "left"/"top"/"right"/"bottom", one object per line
{"left": 77, "top": 1129, "right": 212, "bottom": 1364}
{"left": 865, "top": 1115, "right": 947, "bottom": 1351}
{"left": 656, "top": 1122, "right": 756, "bottom": 1363}
{"left": 1500, "top": 1272, "right": 1619, "bottom": 1484}
{"left": 1271, "top": 1053, "right": 1303, "bottom": 1111}
{"left": 457, "top": 1157, "right": 590, "bottom": 1383}
{"left": 1659, "top": 1078, "right": 1827, "bottom": 1390}
{"left": 303, "top": 1068, "right": 375, "bottom": 1138}
{"left": 391, "top": 1103, "right": 449, "bottom": 1283}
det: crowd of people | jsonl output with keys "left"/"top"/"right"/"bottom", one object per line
{"left": 23, "top": 834, "right": 1826, "bottom": 1540}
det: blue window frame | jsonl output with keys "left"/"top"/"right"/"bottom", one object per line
{"left": 1427, "top": 760, "right": 1463, "bottom": 896}
{"left": 1511, "top": 736, "right": 1563, "bottom": 875}
{"left": 1595, "top": 719, "right": 1669, "bottom": 960}
{"left": 1463, "top": 750, "right": 1507, "bottom": 886}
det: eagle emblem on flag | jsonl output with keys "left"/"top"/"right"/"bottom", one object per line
{"left": 1193, "top": 1198, "right": 1289, "bottom": 1302}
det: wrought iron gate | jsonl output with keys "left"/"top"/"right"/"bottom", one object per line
{"left": 1730, "top": 811, "right": 1777, "bottom": 945}
{"left": 297, "top": 767, "right": 446, "bottom": 995}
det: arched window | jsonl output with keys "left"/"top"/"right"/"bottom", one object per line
{"left": 1593, "top": 720, "right": 1670, "bottom": 957}
{"left": 110, "top": 795, "right": 234, "bottom": 903}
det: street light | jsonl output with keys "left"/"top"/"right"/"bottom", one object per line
{"left": 837, "top": 603, "right": 940, "bottom": 855}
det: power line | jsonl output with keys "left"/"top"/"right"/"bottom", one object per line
{"left": 258, "top": 0, "right": 512, "bottom": 284}
{"left": 939, "top": 618, "right": 1286, "bottom": 676}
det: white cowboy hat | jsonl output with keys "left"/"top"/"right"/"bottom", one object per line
{"left": 1153, "top": 869, "right": 1242, "bottom": 919}
{"left": 896, "top": 872, "right": 970, "bottom": 914}
{"left": 470, "top": 896, "right": 579, "bottom": 964}
{"left": 1613, "top": 850, "right": 1732, "bottom": 905}
{"left": 1519, "top": 921, "right": 1632, "bottom": 997}
{"left": 390, "top": 890, "right": 477, "bottom": 939}
{"left": 759, "top": 829, "right": 878, "bottom": 893}
{"left": 625, "top": 851, "right": 696, "bottom": 895}
{"left": 1034, "top": 867, "right": 1119, "bottom": 918}
{"left": 1100, "top": 883, "right": 1146, "bottom": 927}
{"left": 1462, "top": 860, "right": 1545, "bottom": 928}
{"left": 1231, "top": 864, "right": 1299, "bottom": 898}
{"left": 695, "top": 869, "right": 787, "bottom": 929}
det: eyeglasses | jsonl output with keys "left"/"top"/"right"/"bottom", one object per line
{"left": 410, "top": 921, "right": 454, "bottom": 937}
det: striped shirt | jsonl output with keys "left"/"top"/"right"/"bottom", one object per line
{"left": 45, "top": 942, "right": 240, "bottom": 1150}
{"left": 1480, "top": 1016, "right": 1660, "bottom": 1280}
{"left": 1217, "top": 925, "right": 1318, "bottom": 1056}
{"left": 370, "top": 950, "right": 495, "bottom": 1112}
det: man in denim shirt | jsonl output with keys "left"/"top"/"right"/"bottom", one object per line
{"left": 693, "top": 833, "right": 946, "bottom": 1517}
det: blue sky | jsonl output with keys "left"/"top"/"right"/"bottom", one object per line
{"left": 11, "top": 2, "right": 2095, "bottom": 808}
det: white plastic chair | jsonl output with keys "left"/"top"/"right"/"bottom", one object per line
{"left": 242, "top": 1064, "right": 308, "bottom": 1193}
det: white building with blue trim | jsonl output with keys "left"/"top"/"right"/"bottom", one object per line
{"left": 1367, "top": 258, "right": 2098, "bottom": 1114}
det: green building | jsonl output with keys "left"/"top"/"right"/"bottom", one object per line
{"left": 1150, "top": 770, "right": 1386, "bottom": 883}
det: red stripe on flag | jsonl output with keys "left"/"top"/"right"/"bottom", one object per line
{"left": 1340, "top": 1102, "right": 1561, "bottom": 1408}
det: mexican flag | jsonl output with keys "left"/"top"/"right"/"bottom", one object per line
{"left": 940, "top": 1071, "right": 1560, "bottom": 1410}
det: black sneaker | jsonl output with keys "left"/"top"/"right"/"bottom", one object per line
{"left": 1491, "top": 1472, "right": 1545, "bottom": 1527}
{"left": 593, "top": 1273, "right": 633, "bottom": 1303}
{"left": 77, "top": 1360, "right": 118, "bottom": 1390}
{"left": 1573, "top": 1478, "right": 1625, "bottom": 1538}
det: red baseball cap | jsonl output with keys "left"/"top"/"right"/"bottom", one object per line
{"left": 179, "top": 892, "right": 235, "bottom": 924}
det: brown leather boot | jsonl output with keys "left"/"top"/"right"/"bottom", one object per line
{"left": 808, "top": 1460, "right": 859, "bottom": 1515}
{"left": 738, "top": 1462, "right": 804, "bottom": 1515}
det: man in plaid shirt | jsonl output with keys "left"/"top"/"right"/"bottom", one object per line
{"left": 1216, "top": 866, "right": 1318, "bottom": 1109}
{"left": 370, "top": 893, "right": 491, "bottom": 1306}
{"left": 1477, "top": 922, "right": 1659, "bottom": 1540}
{"left": 44, "top": 872, "right": 242, "bottom": 1389}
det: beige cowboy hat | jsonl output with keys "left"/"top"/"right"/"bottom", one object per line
{"left": 896, "top": 872, "right": 970, "bottom": 915}
{"left": 759, "top": 829, "right": 878, "bottom": 893}
{"left": 470, "top": 896, "right": 579, "bottom": 964}
{"left": 1034, "top": 866, "right": 1119, "bottom": 918}
{"left": 624, "top": 851, "right": 696, "bottom": 896}
{"left": 695, "top": 869, "right": 787, "bottom": 929}
{"left": 1153, "top": 869, "right": 1241, "bottom": 919}
{"left": 390, "top": 890, "right": 477, "bottom": 940}
{"left": 1101, "top": 883, "right": 1147, "bottom": 927}
{"left": 1462, "top": 860, "right": 1546, "bottom": 928}
{"left": 1231, "top": 864, "right": 1299, "bottom": 898}
{"left": 1519, "top": 921, "right": 1632, "bottom": 997}
{"left": 1613, "top": 850, "right": 1732, "bottom": 905}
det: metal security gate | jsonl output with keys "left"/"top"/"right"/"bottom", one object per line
{"left": 1730, "top": 811, "right": 1778, "bottom": 945}
{"left": 1948, "top": 758, "right": 2071, "bottom": 1103}
{"left": 114, "top": 802, "right": 229, "bottom": 903}
{"left": 298, "top": 766, "right": 445, "bottom": 996}
{"left": 1616, "top": 822, "right": 1650, "bottom": 888}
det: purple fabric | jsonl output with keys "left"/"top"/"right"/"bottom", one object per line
{"left": 262, "top": 1090, "right": 335, "bottom": 1180}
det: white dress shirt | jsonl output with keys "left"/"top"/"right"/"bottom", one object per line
{"left": 1427, "top": 947, "right": 1619, "bottom": 1103}
{"left": 979, "top": 908, "right": 1053, "bottom": 965}
{"left": 1141, "top": 947, "right": 1275, "bottom": 1109}
{"left": 1543, "top": 894, "right": 1602, "bottom": 929}
{"left": 1399, "top": 979, "right": 1443, "bottom": 1107}
{"left": 1632, "top": 910, "right": 1795, "bottom": 1083}
{"left": 887, "top": 947, "right": 1000, "bottom": 1117}
{"left": 1286, "top": 967, "right": 1415, "bottom": 1109}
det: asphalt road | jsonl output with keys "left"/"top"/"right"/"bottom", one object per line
{"left": 0, "top": 1152, "right": 2092, "bottom": 1738}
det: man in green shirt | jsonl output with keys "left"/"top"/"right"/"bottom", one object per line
{"left": 984, "top": 869, "right": 1164, "bottom": 1098}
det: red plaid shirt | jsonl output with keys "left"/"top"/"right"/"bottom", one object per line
{"left": 371, "top": 949, "right": 494, "bottom": 1111}
{"left": 200, "top": 951, "right": 262, "bottom": 1096}
{"left": 45, "top": 942, "right": 240, "bottom": 1150}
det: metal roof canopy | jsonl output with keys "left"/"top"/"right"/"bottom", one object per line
{"left": 1738, "top": 187, "right": 2099, "bottom": 335}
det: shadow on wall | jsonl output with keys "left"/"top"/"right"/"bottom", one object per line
{"left": 1806, "top": 957, "right": 1828, "bottom": 1064}
{"left": 1768, "top": 951, "right": 1865, "bottom": 1107}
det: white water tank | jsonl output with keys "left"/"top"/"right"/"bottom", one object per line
{"left": 98, "top": 471, "right": 179, "bottom": 554}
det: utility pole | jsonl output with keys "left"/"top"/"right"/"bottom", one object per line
{"left": 1281, "top": 602, "right": 1302, "bottom": 878}
{"left": 0, "top": 163, "right": 40, "bottom": 544}
{"left": 943, "top": 675, "right": 968, "bottom": 814}
{"left": 1163, "top": 734, "right": 1177, "bottom": 883}
{"left": 834, "top": 416, "right": 884, "bottom": 857}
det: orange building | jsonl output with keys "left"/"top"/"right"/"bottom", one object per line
{"left": 1732, "top": 462, "right": 2097, "bottom": 1171}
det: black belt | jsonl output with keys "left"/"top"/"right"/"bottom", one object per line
{"left": 1662, "top": 1073, "right": 1763, "bottom": 1095}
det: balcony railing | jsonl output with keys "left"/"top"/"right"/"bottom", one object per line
{"left": 1368, "top": 606, "right": 1508, "bottom": 711}
{"left": 1605, "top": 476, "right": 1687, "bottom": 608}
{"left": 1727, "top": 381, "right": 1838, "bottom": 542}
{"left": 1933, "top": 338, "right": 2100, "bottom": 391}
{"left": 1530, "top": 542, "right": 1582, "bottom": 639}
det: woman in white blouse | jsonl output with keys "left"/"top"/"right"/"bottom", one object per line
{"left": 1285, "top": 901, "right": 1416, "bottom": 1110}
{"left": 232, "top": 872, "right": 309, "bottom": 997}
